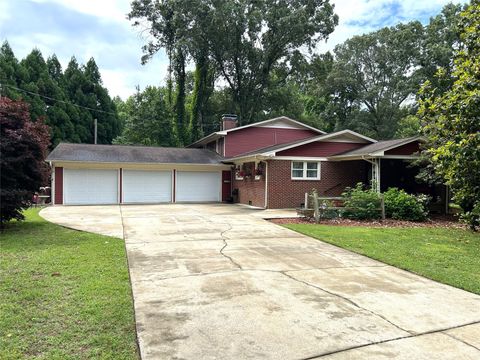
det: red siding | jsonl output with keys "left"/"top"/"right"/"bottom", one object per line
{"left": 385, "top": 141, "right": 420, "bottom": 155}
{"left": 225, "top": 127, "right": 318, "bottom": 157}
{"left": 266, "top": 160, "right": 367, "bottom": 209}
{"left": 54, "top": 167, "right": 63, "bottom": 205}
{"left": 276, "top": 142, "right": 365, "bottom": 157}
{"left": 119, "top": 169, "right": 123, "bottom": 203}
{"left": 222, "top": 170, "right": 232, "bottom": 201}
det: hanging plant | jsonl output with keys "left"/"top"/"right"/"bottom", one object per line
{"left": 255, "top": 162, "right": 265, "bottom": 176}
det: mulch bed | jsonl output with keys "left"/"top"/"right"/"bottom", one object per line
{"left": 270, "top": 214, "right": 468, "bottom": 229}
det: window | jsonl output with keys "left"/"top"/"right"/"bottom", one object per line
{"left": 291, "top": 161, "right": 320, "bottom": 180}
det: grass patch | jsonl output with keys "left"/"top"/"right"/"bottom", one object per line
{"left": 284, "top": 224, "right": 480, "bottom": 295}
{"left": 0, "top": 208, "right": 138, "bottom": 359}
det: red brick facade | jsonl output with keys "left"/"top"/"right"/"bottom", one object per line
{"left": 233, "top": 174, "right": 266, "bottom": 208}
{"left": 232, "top": 159, "right": 368, "bottom": 209}
{"left": 266, "top": 160, "right": 367, "bottom": 208}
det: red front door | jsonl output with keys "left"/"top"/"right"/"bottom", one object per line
{"left": 222, "top": 170, "right": 232, "bottom": 202}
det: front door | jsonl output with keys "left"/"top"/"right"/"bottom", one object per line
{"left": 222, "top": 170, "right": 232, "bottom": 202}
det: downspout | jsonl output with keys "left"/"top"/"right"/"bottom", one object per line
{"left": 264, "top": 161, "right": 268, "bottom": 209}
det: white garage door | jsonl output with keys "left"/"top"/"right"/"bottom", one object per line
{"left": 64, "top": 169, "right": 118, "bottom": 205}
{"left": 122, "top": 170, "right": 172, "bottom": 203}
{"left": 176, "top": 171, "right": 221, "bottom": 202}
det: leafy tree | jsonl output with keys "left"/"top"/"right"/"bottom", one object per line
{"left": 421, "top": 3, "right": 465, "bottom": 92}
{"left": 0, "top": 97, "right": 50, "bottom": 226}
{"left": 418, "top": 0, "right": 480, "bottom": 230}
{"left": 129, "top": 0, "right": 338, "bottom": 126}
{"left": 325, "top": 22, "right": 424, "bottom": 139}
{"left": 395, "top": 115, "right": 421, "bottom": 138}
{"left": 113, "top": 86, "right": 175, "bottom": 146}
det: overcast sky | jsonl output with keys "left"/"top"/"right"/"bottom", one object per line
{"left": 0, "top": 0, "right": 468, "bottom": 99}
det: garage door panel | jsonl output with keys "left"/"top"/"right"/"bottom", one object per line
{"left": 176, "top": 171, "right": 220, "bottom": 202}
{"left": 123, "top": 170, "right": 172, "bottom": 203}
{"left": 64, "top": 169, "right": 118, "bottom": 205}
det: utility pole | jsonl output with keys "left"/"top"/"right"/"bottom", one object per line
{"left": 94, "top": 118, "right": 97, "bottom": 144}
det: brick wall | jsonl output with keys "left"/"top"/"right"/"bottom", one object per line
{"left": 266, "top": 160, "right": 368, "bottom": 209}
{"left": 232, "top": 170, "right": 266, "bottom": 208}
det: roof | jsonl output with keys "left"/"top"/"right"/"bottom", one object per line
{"left": 47, "top": 143, "right": 225, "bottom": 164}
{"left": 223, "top": 129, "right": 377, "bottom": 161}
{"left": 188, "top": 116, "right": 326, "bottom": 147}
{"left": 329, "top": 136, "right": 422, "bottom": 159}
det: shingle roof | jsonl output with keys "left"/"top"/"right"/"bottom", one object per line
{"left": 331, "top": 136, "right": 421, "bottom": 158}
{"left": 46, "top": 143, "right": 224, "bottom": 164}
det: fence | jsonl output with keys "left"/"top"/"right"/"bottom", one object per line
{"left": 298, "top": 191, "right": 385, "bottom": 223}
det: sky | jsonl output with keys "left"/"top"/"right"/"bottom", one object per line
{"left": 0, "top": 0, "right": 468, "bottom": 99}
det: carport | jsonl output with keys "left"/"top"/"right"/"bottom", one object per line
{"left": 328, "top": 136, "right": 448, "bottom": 213}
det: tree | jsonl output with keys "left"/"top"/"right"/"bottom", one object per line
{"left": 113, "top": 86, "right": 175, "bottom": 147}
{"left": 129, "top": 0, "right": 338, "bottom": 126}
{"left": 324, "top": 22, "right": 424, "bottom": 139}
{"left": 395, "top": 115, "right": 421, "bottom": 138}
{"left": 0, "top": 97, "right": 50, "bottom": 226}
{"left": 418, "top": 0, "right": 480, "bottom": 230}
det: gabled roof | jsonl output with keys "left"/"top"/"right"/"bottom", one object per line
{"left": 329, "top": 136, "right": 423, "bottom": 160}
{"left": 224, "top": 129, "right": 377, "bottom": 161}
{"left": 188, "top": 116, "right": 326, "bottom": 147}
{"left": 47, "top": 143, "right": 224, "bottom": 164}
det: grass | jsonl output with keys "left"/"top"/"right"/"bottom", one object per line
{"left": 284, "top": 224, "right": 480, "bottom": 295}
{"left": 0, "top": 208, "right": 138, "bottom": 359}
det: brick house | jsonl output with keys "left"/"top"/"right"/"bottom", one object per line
{"left": 47, "top": 115, "right": 438, "bottom": 209}
{"left": 189, "top": 115, "right": 434, "bottom": 209}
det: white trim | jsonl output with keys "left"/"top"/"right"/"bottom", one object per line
{"left": 272, "top": 156, "right": 329, "bottom": 161}
{"left": 380, "top": 155, "right": 420, "bottom": 160}
{"left": 217, "top": 116, "right": 326, "bottom": 135}
{"left": 264, "top": 161, "right": 268, "bottom": 208}
{"left": 291, "top": 161, "right": 321, "bottom": 180}
{"left": 50, "top": 160, "right": 228, "bottom": 167}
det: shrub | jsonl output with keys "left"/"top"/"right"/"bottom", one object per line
{"left": 383, "top": 188, "right": 429, "bottom": 221}
{"left": 342, "top": 183, "right": 382, "bottom": 220}
{"left": 0, "top": 98, "right": 50, "bottom": 226}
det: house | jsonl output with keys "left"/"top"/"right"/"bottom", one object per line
{"left": 47, "top": 115, "right": 440, "bottom": 209}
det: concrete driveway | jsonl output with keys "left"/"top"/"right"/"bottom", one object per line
{"left": 41, "top": 204, "right": 480, "bottom": 359}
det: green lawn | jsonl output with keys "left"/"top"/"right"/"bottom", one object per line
{"left": 0, "top": 209, "right": 138, "bottom": 359}
{"left": 284, "top": 224, "right": 480, "bottom": 295}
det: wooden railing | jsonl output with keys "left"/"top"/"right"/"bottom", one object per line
{"left": 299, "top": 191, "right": 385, "bottom": 223}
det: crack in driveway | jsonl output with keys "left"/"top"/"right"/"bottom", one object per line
{"left": 300, "top": 320, "right": 480, "bottom": 359}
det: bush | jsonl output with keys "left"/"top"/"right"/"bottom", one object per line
{"left": 0, "top": 98, "right": 50, "bottom": 226}
{"left": 383, "top": 188, "right": 429, "bottom": 221}
{"left": 342, "top": 183, "right": 382, "bottom": 220}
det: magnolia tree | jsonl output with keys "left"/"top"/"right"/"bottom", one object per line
{"left": 418, "top": 0, "right": 480, "bottom": 230}
{"left": 0, "top": 97, "right": 50, "bottom": 226}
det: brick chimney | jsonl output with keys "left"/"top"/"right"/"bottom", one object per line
{"left": 221, "top": 114, "right": 237, "bottom": 131}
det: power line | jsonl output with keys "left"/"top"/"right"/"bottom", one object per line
{"left": 0, "top": 82, "right": 117, "bottom": 115}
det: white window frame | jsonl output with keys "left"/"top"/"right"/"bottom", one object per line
{"left": 291, "top": 161, "right": 321, "bottom": 180}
